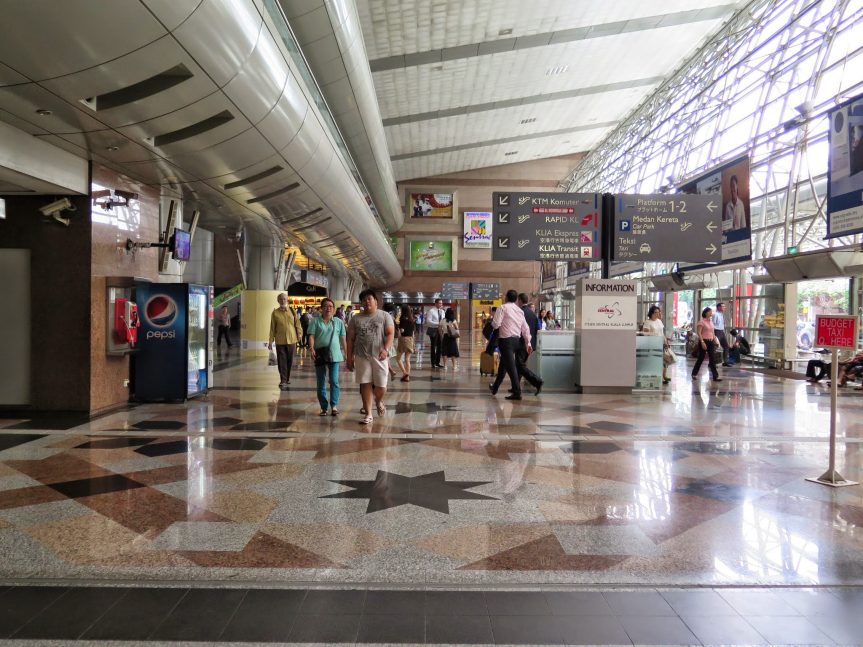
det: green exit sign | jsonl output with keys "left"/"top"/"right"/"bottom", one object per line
{"left": 787, "top": 246, "right": 798, "bottom": 255}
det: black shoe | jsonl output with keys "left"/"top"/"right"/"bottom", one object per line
{"left": 722, "top": 362, "right": 732, "bottom": 367}
{"left": 505, "top": 394, "right": 522, "bottom": 401}
{"left": 489, "top": 383, "right": 498, "bottom": 396}
{"left": 535, "top": 380, "right": 544, "bottom": 396}
{"left": 663, "top": 378, "right": 671, "bottom": 384}
{"left": 712, "top": 377, "right": 722, "bottom": 382}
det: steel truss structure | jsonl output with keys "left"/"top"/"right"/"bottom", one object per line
{"left": 563, "top": 0, "right": 863, "bottom": 278}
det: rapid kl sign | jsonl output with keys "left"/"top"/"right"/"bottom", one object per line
{"left": 815, "top": 315, "right": 858, "bottom": 349}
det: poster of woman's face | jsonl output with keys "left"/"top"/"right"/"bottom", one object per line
{"left": 721, "top": 158, "right": 750, "bottom": 232}
{"left": 409, "top": 193, "right": 454, "bottom": 219}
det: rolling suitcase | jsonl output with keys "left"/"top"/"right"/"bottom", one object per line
{"left": 480, "top": 351, "right": 499, "bottom": 376}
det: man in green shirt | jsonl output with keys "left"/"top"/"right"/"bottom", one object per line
{"left": 267, "top": 293, "right": 303, "bottom": 390}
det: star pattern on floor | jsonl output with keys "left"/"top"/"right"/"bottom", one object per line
{"left": 321, "top": 470, "right": 497, "bottom": 513}
{"left": 392, "top": 402, "right": 460, "bottom": 414}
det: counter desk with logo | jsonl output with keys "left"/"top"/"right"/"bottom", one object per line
{"left": 525, "top": 279, "right": 656, "bottom": 392}
{"left": 572, "top": 279, "right": 638, "bottom": 393}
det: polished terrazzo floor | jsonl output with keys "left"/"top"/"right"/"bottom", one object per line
{"left": 1, "top": 335, "right": 861, "bottom": 590}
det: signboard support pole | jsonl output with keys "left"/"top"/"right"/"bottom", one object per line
{"left": 601, "top": 194, "right": 614, "bottom": 279}
{"left": 807, "top": 348, "right": 858, "bottom": 488}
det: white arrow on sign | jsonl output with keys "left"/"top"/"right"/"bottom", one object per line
{"left": 706, "top": 243, "right": 717, "bottom": 254}
{"left": 706, "top": 221, "right": 717, "bottom": 232}
{"left": 706, "top": 201, "right": 717, "bottom": 212}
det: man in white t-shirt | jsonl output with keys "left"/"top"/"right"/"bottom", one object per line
{"left": 346, "top": 289, "right": 395, "bottom": 425}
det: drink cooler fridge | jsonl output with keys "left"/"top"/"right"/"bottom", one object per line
{"left": 133, "top": 282, "right": 212, "bottom": 402}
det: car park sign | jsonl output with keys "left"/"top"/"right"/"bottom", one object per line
{"left": 614, "top": 194, "right": 722, "bottom": 262}
{"left": 815, "top": 315, "right": 858, "bottom": 349}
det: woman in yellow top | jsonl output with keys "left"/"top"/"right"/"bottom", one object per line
{"left": 267, "top": 293, "right": 303, "bottom": 390}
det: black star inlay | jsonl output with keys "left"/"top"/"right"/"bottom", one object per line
{"left": 321, "top": 470, "right": 497, "bottom": 513}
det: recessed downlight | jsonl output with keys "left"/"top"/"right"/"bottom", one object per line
{"left": 35, "top": 109, "right": 52, "bottom": 116}
{"left": 499, "top": 28, "right": 513, "bottom": 36}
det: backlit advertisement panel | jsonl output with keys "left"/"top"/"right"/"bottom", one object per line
{"left": 827, "top": 93, "right": 863, "bottom": 237}
{"left": 679, "top": 155, "right": 751, "bottom": 266}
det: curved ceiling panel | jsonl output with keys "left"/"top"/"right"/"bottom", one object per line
{"left": 257, "top": 78, "right": 310, "bottom": 148}
{"left": 222, "top": 33, "right": 289, "bottom": 123}
{"left": 164, "top": 128, "right": 273, "bottom": 178}
{"left": 172, "top": 0, "right": 263, "bottom": 87}
{"left": 0, "top": 0, "right": 401, "bottom": 286}
{"left": 41, "top": 38, "right": 217, "bottom": 127}
{"left": 0, "top": 1, "right": 165, "bottom": 80}
{"left": 140, "top": 0, "right": 204, "bottom": 31}
{"left": 279, "top": 0, "right": 403, "bottom": 233}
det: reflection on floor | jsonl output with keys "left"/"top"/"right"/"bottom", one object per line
{"left": 0, "top": 339, "right": 861, "bottom": 588}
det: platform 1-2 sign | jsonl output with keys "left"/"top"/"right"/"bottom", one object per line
{"left": 492, "top": 192, "right": 601, "bottom": 261}
{"left": 816, "top": 315, "right": 858, "bottom": 349}
{"left": 614, "top": 194, "right": 722, "bottom": 262}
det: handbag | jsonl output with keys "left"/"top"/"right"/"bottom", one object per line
{"left": 663, "top": 347, "right": 677, "bottom": 365}
{"left": 313, "top": 321, "right": 336, "bottom": 366}
{"left": 448, "top": 322, "right": 460, "bottom": 338}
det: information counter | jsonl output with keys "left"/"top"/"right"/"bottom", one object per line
{"left": 635, "top": 334, "right": 663, "bottom": 390}
{"left": 526, "top": 330, "right": 576, "bottom": 389}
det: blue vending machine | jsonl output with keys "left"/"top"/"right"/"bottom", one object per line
{"left": 134, "top": 282, "right": 211, "bottom": 401}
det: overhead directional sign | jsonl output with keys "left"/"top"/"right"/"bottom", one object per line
{"left": 471, "top": 282, "right": 500, "bottom": 299}
{"left": 491, "top": 192, "right": 601, "bottom": 261}
{"left": 613, "top": 194, "right": 722, "bottom": 262}
{"left": 441, "top": 282, "right": 469, "bottom": 300}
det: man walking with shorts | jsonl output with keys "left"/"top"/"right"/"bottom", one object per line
{"left": 346, "top": 289, "right": 395, "bottom": 425}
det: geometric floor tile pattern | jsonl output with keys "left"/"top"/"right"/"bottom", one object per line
{"left": 1, "top": 339, "right": 861, "bottom": 588}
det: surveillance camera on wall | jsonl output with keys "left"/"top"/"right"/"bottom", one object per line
{"left": 39, "top": 197, "right": 73, "bottom": 216}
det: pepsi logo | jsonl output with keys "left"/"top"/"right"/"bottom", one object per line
{"left": 144, "top": 295, "right": 178, "bottom": 328}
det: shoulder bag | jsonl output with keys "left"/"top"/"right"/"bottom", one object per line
{"left": 314, "top": 321, "right": 335, "bottom": 366}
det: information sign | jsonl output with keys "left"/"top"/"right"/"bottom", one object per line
{"left": 442, "top": 282, "right": 469, "bottom": 300}
{"left": 614, "top": 194, "right": 722, "bottom": 262}
{"left": 471, "top": 282, "right": 500, "bottom": 299}
{"left": 815, "top": 315, "right": 858, "bottom": 349}
{"left": 491, "top": 192, "right": 601, "bottom": 261}
{"left": 827, "top": 93, "right": 863, "bottom": 237}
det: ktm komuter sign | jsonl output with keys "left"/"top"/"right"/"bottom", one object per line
{"left": 492, "top": 192, "right": 600, "bottom": 261}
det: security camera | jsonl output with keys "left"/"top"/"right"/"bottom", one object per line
{"left": 795, "top": 100, "right": 814, "bottom": 116}
{"left": 39, "top": 197, "right": 73, "bottom": 216}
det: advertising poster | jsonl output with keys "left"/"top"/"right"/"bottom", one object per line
{"left": 828, "top": 93, "right": 863, "bottom": 237}
{"left": 567, "top": 260, "right": 591, "bottom": 277}
{"left": 679, "top": 155, "right": 751, "bottom": 265}
{"left": 541, "top": 261, "right": 557, "bottom": 282}
{"left": 408, "top": 240, "right": 454, "bottom": 271}
{"left": 463, "top": 211, "right": 492, "bottom": 248}
{"left": 409, "top": 193, "right": 454, "bottom": 219}
{"left": 135, "top": 282, "right": 187, "bottom": 401}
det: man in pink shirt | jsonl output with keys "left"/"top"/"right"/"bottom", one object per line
{"left": 490, "top": 289, "right": 533, "bottom": 400}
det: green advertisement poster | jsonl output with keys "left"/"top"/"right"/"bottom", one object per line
{"left": 408, "top": 240, "right": 453, "bottom": 271}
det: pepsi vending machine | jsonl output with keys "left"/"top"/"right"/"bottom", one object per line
{"left": 134, "top": 282, "right": 211, "bottom": 401}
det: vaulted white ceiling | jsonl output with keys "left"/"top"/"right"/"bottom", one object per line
{"left": 357, "top": 0, "right": 749, "bottom": 181}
